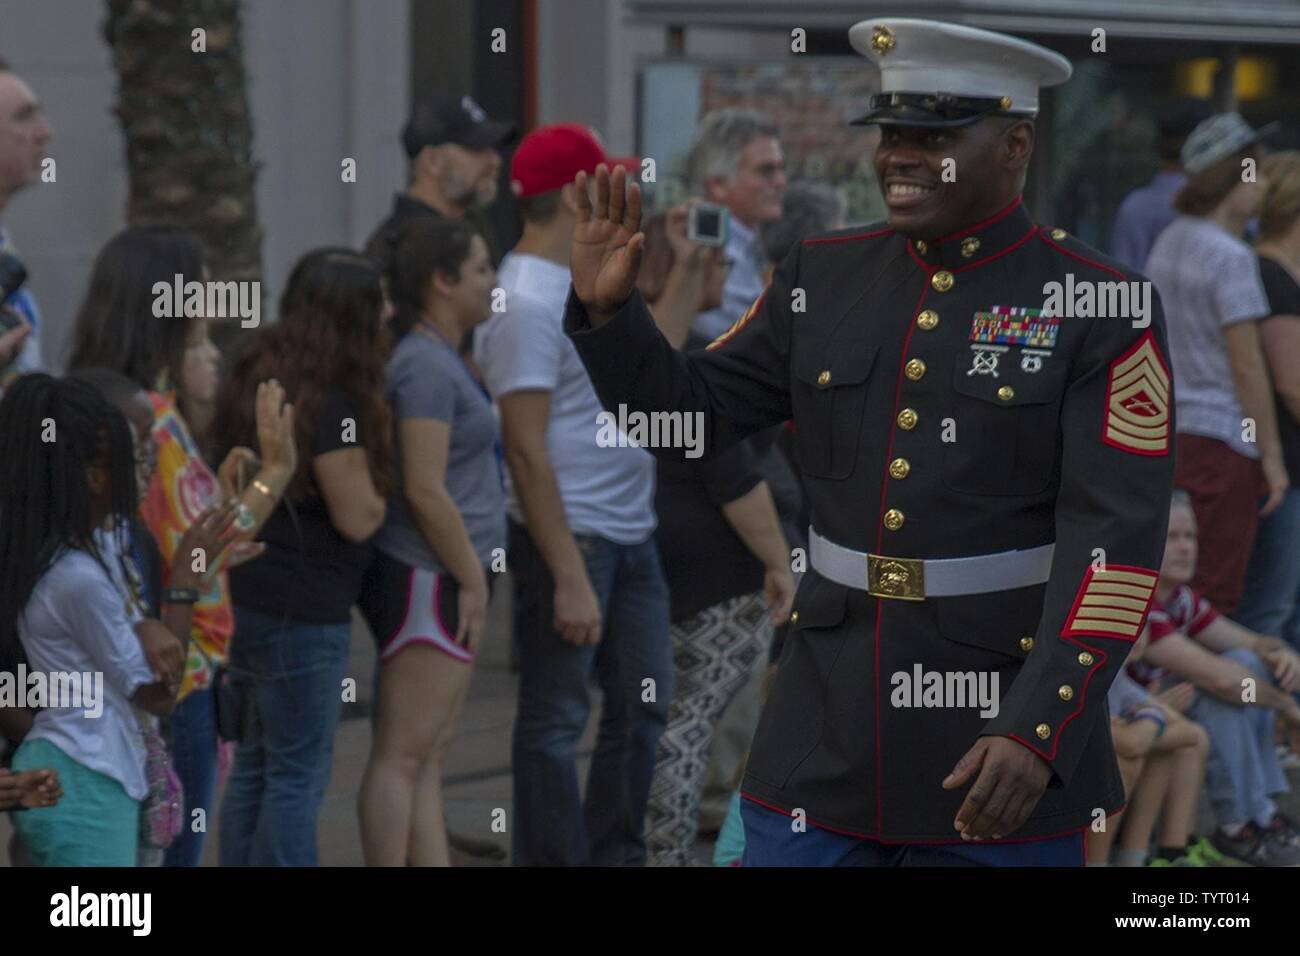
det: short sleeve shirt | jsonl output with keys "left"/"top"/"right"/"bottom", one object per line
{"left": 371, "top": 329, "right": 506, "bottom": 572}
{"left": 473, "top": 253, "right": 656, "bottom": 545}
{"left": 1127, "top": 583, "right": 1219, "bottom": 686}
{"left": 1145, "top": 216, "right": 1270, "bottom": 458}
{"left": 226, "top": 388, "right": 375, "bottom": 623}
{"left": 19, "top": 539, "right": 156, "bottom": 800}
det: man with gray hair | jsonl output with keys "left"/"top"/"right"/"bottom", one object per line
{"left": 685, "top": 108, "right": 787, "bottom": 340}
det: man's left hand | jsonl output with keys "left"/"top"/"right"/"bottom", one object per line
{"left": 942, "top": 736, "right": 1052, "bottom": 840}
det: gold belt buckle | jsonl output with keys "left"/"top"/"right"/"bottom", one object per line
{"left": 867, "top": 553, "right": 926, "bottom": 600}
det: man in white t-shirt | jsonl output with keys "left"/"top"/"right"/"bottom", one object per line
{"left": 1145, "top": 112, "right": 1286, "bottom": 615}
{"left": 473, "top": 124, "right": 672, "bottom": 866}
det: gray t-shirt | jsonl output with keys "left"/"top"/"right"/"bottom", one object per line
{"left": 1145, "top": 215, "right": 1270, "bottom": 458}
{"left": 473, "top": 253, "right": 656, "bottom": 544}
{"left": 372, "top": 330, "right": 506, "bottom": 572}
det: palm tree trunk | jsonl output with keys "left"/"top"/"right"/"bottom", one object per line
{"left": 104, "top": 0, "right": 262, "bottom": 344}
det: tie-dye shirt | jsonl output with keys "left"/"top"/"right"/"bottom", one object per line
{"left": 138, "top": 391, "right": 232, "bottom": 699}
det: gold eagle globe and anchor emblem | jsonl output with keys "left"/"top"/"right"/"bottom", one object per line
{"left": 870, "top": 25, "right": 897, "bottom": 55}
{"left": 867, "top": 555, "right": 925, "bottom": 600}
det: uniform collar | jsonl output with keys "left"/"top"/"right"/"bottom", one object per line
{"left": 905, "top": 196, "right": 1035, "bottom": 271}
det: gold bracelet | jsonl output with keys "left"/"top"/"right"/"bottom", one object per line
{"left": 251, "top": 479, "right": 277, "bottom": 500}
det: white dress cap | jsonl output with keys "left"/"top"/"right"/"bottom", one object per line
{"left": 849, "top": 18, "right": 1072, "bottom": 119}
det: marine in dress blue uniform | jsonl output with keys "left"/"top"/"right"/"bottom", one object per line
{"left": 563, "top": 18, "right": 1175, "bottom": 865}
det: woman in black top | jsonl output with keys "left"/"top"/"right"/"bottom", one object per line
{"left": 210, "top": 249, "right": 394, "bottom": 866}
{"left": 1238, "top": 151, "right": 1300, "bottom": 661}
{"left": 635, "top": 208, "right": 795, "bottom": 866}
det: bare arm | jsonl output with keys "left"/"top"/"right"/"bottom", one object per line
{"left": 399, "top": 418, "right": 489, "bottom": 649}
{"left": 648, "top": 264, "right": 706, "bottom": 350}
{"left": 1146, "top": 630, "right": 1300, "bottom": 716}
{"left": 1260, "top": 315, "right": 1300, "bottom": 422}
{"left": 1196, "top": 614, "right": 1300, "bottom": 691}
{"left": 720, "top": 479, "right": 795, "bottom": 625}
{"left": 720, "top": 481, "right": 789, "bottom": 572}
{"left": 314, "top": 447, "right": 387, "bottom": 543}
{"left": 129, "top": 621, "right": 182, "bottom": 717}
{"left": 1223, "top": 320, "right": 1289, "bottom": 514}
{"left": 499, "top": 390, "right": 601, "bottom": 645}
{"left": 0, "top": 706, "right": 33, "bottom": 746}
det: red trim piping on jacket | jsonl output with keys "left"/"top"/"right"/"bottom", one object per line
{"left": 802, "top": 226, "right": 894, "bottom": 246}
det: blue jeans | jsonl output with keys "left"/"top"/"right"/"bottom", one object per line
{"left": 217, "top": 607, "right": 351, "bottom": 866}
{"left": 1236, "top": 489, "right": 1300, "bottom": 648}
{"left": 739, "top": 799, "right": 1084, "bottom": 866}
{"left": 1188, "top": 648, "right": 1289, "bottom": 827}
{"left": 163, "top": 686, "right": 217, "bottom": 866}
{"left": 511, "top": 531, "right": 673, "bottom": 866}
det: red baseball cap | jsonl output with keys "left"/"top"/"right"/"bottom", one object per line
{"left": 510, "top": 124, "right": 639, "bottom": 199}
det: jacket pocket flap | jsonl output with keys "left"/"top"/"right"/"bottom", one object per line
{"left": 933, "top": 585, "right": 1046, "bottom": 660}
{"left": 794, "top": 341, "right": 880, "bottom": 390}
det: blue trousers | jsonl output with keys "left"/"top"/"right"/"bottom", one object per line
{"left": 740, "top": 799, "right": 1085, "bottom": 866}
{"left": 1236, "top": 488, "right": 1300, "bottom": 648}
{"left": 163, "top": 686, "right": 217, "bottom": 866}
{"left": 511, "top": 531, "right": 673, "bottom": 866}
{"left": 217, "top": 607, "right": 351, "bottom": 866}
{"left": 1188, "top": 648, "right": 1288, "bottom": 827}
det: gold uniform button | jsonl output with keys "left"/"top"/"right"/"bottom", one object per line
{"left": 916, "top": 309, "right": 939, "bottom": 331}
{"left": 997, "top": 385, "right": 1015, "bottom": 401}
{"left": 1019, "top": 636, "right": 1034, "bottom": 652}
{"left": 817, "top": 370, "right": 832, "bottom": 386}
{"left": 1051, "top": 228, "right": 1067, "bottom": 240}
{"left": 883, "top": 509, "right": 905, "bottom": 531}
{"left": 889, "top": 457, "right": 911, "bottom": 480}
{"left": 931, "top": 270, "right": 954, "bottom": 292}
{"left": 790, "top": 611, "right": 799, "bottom": 624}
{"left": 960, "top": 237, "right": 980, "bottom": 258}
{"left": 915, "top": 240, "right": 928, "bottom": 254}
{"left": 1078, "top": 652, "right": 1094, "bottom": 666}
{"left": 1035, "top": 723, "right": 1051, "bottom": 740}
{"left": 896, "top": 408, "right": 918, "bottom": 430}
{"left": 1058, "top": 685, "right": 1074, "bottom": 702}
{"left": 904, "top": 358, "right": 926, "bottom": 381}
{"left": 999, "top": 95, "right": 1013, "bottom": 111}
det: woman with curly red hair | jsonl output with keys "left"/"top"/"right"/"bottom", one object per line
{"left": 211, "top": 248, "right": 394, "bottom": 866}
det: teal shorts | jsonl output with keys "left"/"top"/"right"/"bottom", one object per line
{"left": 12, "top": 738, "right": 139, "bottom": 867}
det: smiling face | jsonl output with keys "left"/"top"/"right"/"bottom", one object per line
{"left": 707, "top": 136, "right": 787, "bottom": 228}
{"left": 873, "top": 117, "right": 1033, "bottom": 239}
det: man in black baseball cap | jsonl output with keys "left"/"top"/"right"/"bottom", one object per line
{"left": 365, "top": 93, "right": 516, "bottom": 278}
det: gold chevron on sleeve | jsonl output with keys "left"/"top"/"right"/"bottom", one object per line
{"left": 1063, "top": 565, "right": 1159, "bottom": 640}
{"left": 1104, "top": 334, "right": 1170, "bottom": 456}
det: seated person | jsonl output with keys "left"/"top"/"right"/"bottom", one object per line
{"left": 1091, "top": 658, "right": 1211, "bottom": 866}
{"left": 1135, "top": 490, "right": 1300, "bottom": 866}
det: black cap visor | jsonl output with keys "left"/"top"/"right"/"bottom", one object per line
{"left": 456, "top": 119, "right": 517, "bottom": 150}
{"left": 851, "top": 91, "right": 1033, "bottom": 128}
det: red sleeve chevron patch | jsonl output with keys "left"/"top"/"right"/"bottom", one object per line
{"left": 1062, "top": 564, "right": 1159, "bottom": 641}
{"left": 1103, "top": 331, "right": 1170, "bottom": 456}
